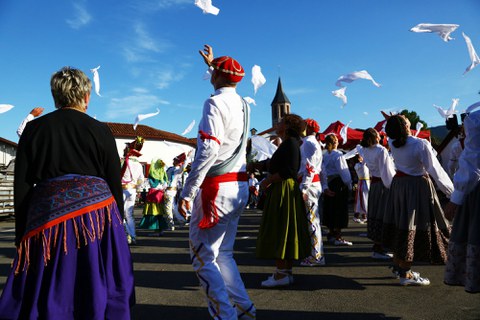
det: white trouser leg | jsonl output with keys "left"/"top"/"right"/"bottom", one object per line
{"left": 189, "top": 181, "right": 255, "bottom": 320}
{"left": 305, "top": 184, "right": 323, "bottom": 260}
{"left": 123, "top": 189, "right": 137, "bottom": 239}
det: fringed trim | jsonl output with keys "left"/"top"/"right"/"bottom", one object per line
{"left": 14, "top": 199, "right": 121, "bottom": 275}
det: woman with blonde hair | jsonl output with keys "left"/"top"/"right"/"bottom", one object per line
{"left": 321, "top": 134, "right": 353, "bottom": 246}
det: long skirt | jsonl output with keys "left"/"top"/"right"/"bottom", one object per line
{"left": 256, "top": 178, "right": 310, "bottom": 260}
{"left": 367, "top": 181, "right": 389, "bottom": 243}
{"left": 382, "top": 175, "right": 450, "bottom": 264}
{"left": 322, "top": 176, "right": 350, "bottom": 230}
{"left": 444, "top": 183, "right": 480, "bottom": 293}
{"left": 139, "top": 189, "right": 168, "bottom": 231}
{"left": 0, "top": 174, "right": 135, "bottom": 320}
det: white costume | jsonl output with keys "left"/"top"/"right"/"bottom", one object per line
{"left": 353, "top": 161, "right": 370, "bottom": 215}
{"left": 298, "top": 134, "right": 324, "bottom": 264}
{"left": 181, "top": 87, "right": 255, "bottom": 320}
{"left": 164, "top": 163, "right": 186, "bottom": 228}
{"left": 17, "top": 113, "right": 35, "bottom": 137}
{"left": 448, "top": 138, "right": 464, "bottom": 178}
{"left": 121, "top": 156, "right": 144, "bottom": 243}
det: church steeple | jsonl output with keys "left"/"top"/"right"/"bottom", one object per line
{"left": 270, "top": 77, "right": 291, "bottom": 127}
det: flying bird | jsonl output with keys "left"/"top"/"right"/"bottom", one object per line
{"left": 462, "top": 32, "right": 480, "bottom": 75}
{"left": 335, "top": 70, "right": 381, "bottom": 88}
{"left": 251, "top": 65, "right": 266, "bottom": 95}
{"left": 90, "top": 65, "right": 101, "bottom": 96}
{"left": 0, "top": 104, "right": 14, "bottom": 114}
{"left": 332, "top": 87, "right": 347, "bottom": 108}
{"left": 133, "top": 108, "right": 160, "bottom": 130}
{"left": 194, "top": 0, "right": 219, "bottom": 15}
{"left": 433, "top": 98, "right": 458, "bottom": 119}
{"left": 243, "top": 96, "right": 257, "bottom": 106}
{"left": 181, "top": 120, "right": 196, "bottom": 136}
{"left": 409, "top": 23, "right": 459, "bottom": 42}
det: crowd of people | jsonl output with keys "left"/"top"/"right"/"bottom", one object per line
{"left": 0, "top": 44, "right": 478, "bottom": 320}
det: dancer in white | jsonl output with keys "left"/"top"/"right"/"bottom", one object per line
{"left": 121, "top": 137, "right": 145, "bottom": 245}
{"left": 353, "top": 155, "right": 370, "bottom": 224}
{"left": 299, "top": 118, "right": 325, "bottom": 266}
{"left": 178, "top": 45, "right": 255, "bottom": 320}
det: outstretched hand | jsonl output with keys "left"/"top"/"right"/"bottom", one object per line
{"left": 199, "top": 44, "right": 214, "bottom": 66}
{"left": 30, "top": 107, "right": 44, "bottom": 117}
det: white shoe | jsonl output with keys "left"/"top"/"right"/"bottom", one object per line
{"left": 400, "top": 272, "right": 430, "bottom": 286}
{"left": 334, "top": 238, "right": 353, "bottom": 246}
{"left": 371, "top": 251, "right": 393, "bottom": 260}
{"left": 261, "top": 274, "right": 291, "bottom": 288}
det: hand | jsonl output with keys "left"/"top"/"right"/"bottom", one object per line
{"left": 199, "top": 44, "right": 214, "bottom": 66}
{"left": 302, "top": 192, "right": 308, "bottom": 202}
{"left": 444, "top": 201, "right": 458, "bottom": 221}
{"left": 178, "top": 198, "right": 190, "bottom": 219}
{"left": 30, "top": 107, "right": 44, "bottom": 117}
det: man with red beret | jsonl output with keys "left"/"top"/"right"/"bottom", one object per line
{"left": 179, "top": 45, "right": 255, "bottom": 319}
{"left": 121, "top": 136, "right": 145, "bottom": 245}
{"left": 298, "top": 119, "right": 326, "bottom": 266}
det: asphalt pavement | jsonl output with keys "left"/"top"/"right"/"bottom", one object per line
{"left": 0, "top": 207, "right": 479, "bottom": 320}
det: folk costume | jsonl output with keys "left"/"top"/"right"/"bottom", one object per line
{"left": 180, "top": 56, "right": 255, "bottom": 320}
{"left": 298, "top": 119, "right": 325, "bottom": 266}
{"left": 321, "top": 146, "right": 353, "bottom": 244}
{"left": 353, "top": 160, "right": 370, "bottom": 221}
{"left": 356, "top": 144, "right": 395, "bottom": 258}
{"left": 139, "top": 158, "right": 168, "bottom": 231}
{"left": 444, "top": 110, "right": 480, "bottom": 293}
{"left": 0, "top": 109, "right": 134, "bottom": 319}
{"left": 121, "top": 137, "right": 145, "bottom": 245}
{"left": 247, "top": 174, "right": 259, "bottom": 209}
{"left": 163, "top": 153, "right": 187, "bottom": 230}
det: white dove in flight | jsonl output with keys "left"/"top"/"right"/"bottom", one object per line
{"left": 133, "top": 108, "right": 160, "bottom": 130}
{"left": 194, "top": 0, "right": 219, "bottom": 15}
{"left": 243, "top": 96, "right": 257, "bottom": 106}
{"left": 181, "top": 120, "right": 196, "bottom": 136}
{"left": 332, "top": 87, "right": 347, "bottom": 108}
{"left": 433, "top": 98, "right": 459, "bottom": 119}
{"left": 410, "top": 23, "right": 459, "bottom": 42}
{"left": 251, "top": 65, "right": 266, "bottom": 95}
{"left": 90, "top": 65, "right": 101, "bottom": 97}
{"left": 335, "top": 70, "right": 381, "bottom": 88}
{"left": 462, "top": 32, "right": 480, "bottom": 75}
{"left": 0, "top": 104, "right": 14, "bottom": 114}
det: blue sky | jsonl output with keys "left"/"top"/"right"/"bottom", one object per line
{"left": 1, "top": 0, "right": 479, "bottom": 143}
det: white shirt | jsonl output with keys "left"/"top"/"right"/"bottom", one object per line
{"left": 181, "top": 87, "right": 248, "bottom": 200}
{"left": 299, "top": 134, "right": 323, "bottom": 193}
{"left": 450, "top": 112, "right": 480, "bottom": 205}
{"left": 321, "top": 149, "right": 352, "bottom": 190}
{"left": 17, "top": 113, "right": 34, "bottom": 138}
{"left": 388, "top": 136, "right": 453, "bottom": 197}
{"left": 354, "top": 162, "right": 370, "bottom": 180}
{"left": 121, "top": 157, "right": 145, "bottom": 189}
{"left": 357, "top": 144, "right": 396, "bottom": 188}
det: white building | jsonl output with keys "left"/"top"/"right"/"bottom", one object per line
{"left": 0, "top": 137, "right": 17, "bottom": 169}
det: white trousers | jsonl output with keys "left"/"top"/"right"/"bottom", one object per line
{"left": 305, "top": 183, "right": 324, "bottom": 260}
{"left": 123, "top": 189, "right": 136, "bottom": 239}
{"left": 189, "top": 181, "right": 255, "bottom": 320}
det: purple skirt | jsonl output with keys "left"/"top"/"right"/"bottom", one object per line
{"left": 0, "top": 175, "right": 135, "bottom": 319}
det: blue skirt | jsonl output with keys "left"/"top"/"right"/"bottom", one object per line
{"left": 0, "top": 175, "right": 135, "bottom": 319}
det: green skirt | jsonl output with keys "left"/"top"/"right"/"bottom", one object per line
{"left": 256, "top": 178, "right": 311, "bottom": 260}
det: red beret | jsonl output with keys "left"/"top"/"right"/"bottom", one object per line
{"left": 305, "top": 118, "right": 320, "bottom": 133}
{"left": 211, "top": 56, "right": 244, "bottom": 83}
{"left": 173, "top": 152, "right": 186, "bottom": 164}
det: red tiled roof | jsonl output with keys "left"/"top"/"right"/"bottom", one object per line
{"left": 105, "top": 122, "right": 196, "bottom": 147}
{"left": 0, "top": 137, "right": 18, "bottom": 147}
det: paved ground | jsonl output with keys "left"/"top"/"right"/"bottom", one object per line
{"left": 0, "top": 207, "right": 479, "bottom": 320}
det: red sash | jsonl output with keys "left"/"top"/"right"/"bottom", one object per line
{"left": 199, "top": 172, "right": 248, "bottom": 229}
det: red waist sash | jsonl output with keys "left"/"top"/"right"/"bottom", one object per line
{"left": 199, "top": 172, "right": 248, "bottom": 229}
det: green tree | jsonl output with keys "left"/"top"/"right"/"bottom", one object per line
{"left": 400, "top": 109, "right": 428, "bottom": 131}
